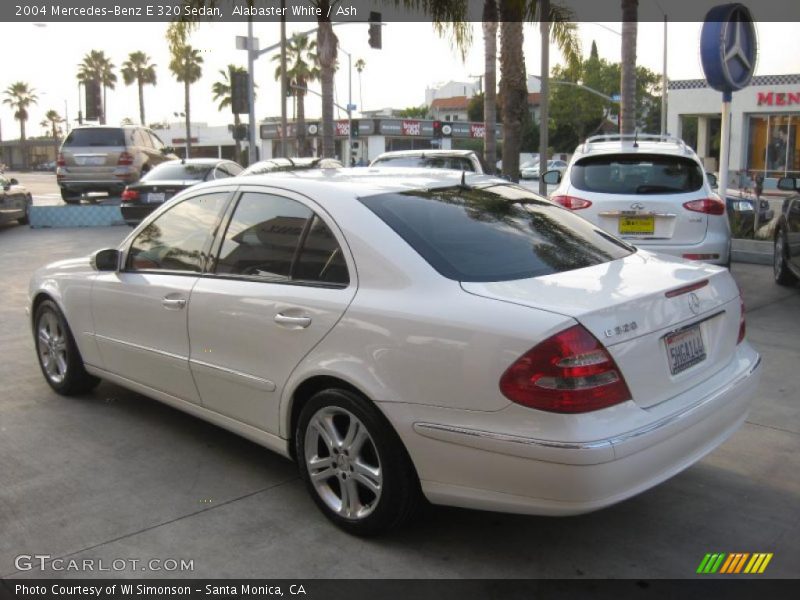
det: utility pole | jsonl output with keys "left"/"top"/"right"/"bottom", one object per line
{"left": 538, "top": 0, "right": 550, "bottom": 197}
{"left": 661, "top": 14, "right": 668, "bottom": 135}
{"left": 246, "top": 17, "right": 257, "bottom": 165}
{"left": 280, "top": 2, "right": 288, "bottom": 157}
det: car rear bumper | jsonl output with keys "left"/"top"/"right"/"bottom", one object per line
{"left": 627, "top": 233, "right": 731, "bottom": 265}
{"left": 382, "top": 342, "right": 761, "bottom": 516}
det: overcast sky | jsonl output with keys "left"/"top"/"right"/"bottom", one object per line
{"left": 1, "top": 19, "right": 799, "bottom": 139}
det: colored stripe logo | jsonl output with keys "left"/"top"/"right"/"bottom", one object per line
{"left": 696, "top": 553, "right": 773, "bottom": 574}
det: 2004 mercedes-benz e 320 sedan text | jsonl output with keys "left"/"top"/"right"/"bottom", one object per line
{"left": 29, "top": 168, "right": 762, "bottom": 535}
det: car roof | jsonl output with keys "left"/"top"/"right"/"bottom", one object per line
{"left": 573, "top": 135, "right": 699, "bottom": 160}
{"left": 373, "top": 149, "right": 477, "bottom": 159}
{"left": 159, "top": 158, "right": 232, "bottom": 166}
{"left": 196, "top": 167, "right": 511, "bottom": 199}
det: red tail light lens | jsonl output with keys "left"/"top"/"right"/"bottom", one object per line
{"left": 117, "top": 152, "right": 134, "bottom": 166}
{"left": 499, "top": 324, "right": 632, "bottom": 413}
{"left": 552, "top": 195, "right": 592, "bottom": 210}
{"left": 683, "top": 198, "right": 725, "bottom": 215}
{"left": 121, "top": 188, "right": 140, "bottom": 202}
{"left": 56, "top": 153, "right": 65, "bottom": 167}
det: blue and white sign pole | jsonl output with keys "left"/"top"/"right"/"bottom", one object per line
{"left": 700, "top": 3, "right": 758, "bottom": 199}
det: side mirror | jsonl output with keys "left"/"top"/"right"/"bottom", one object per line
{"left": 777, "top": 176, "right": 798, "bottom": 191}
{"left": 9, "top": 178, "right": 19, "bottom": 185}
{"left": 706, "top": 173, "right": 718, "bottom": 188}
{"left": 91, "top": 248, "right": 120, "bottom": 272}
{"left": 542, "top": 170, "right": 562, "bottom": 185}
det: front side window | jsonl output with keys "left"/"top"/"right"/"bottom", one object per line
{"left": 570, "top": 153, "right": 704, "bottom": 195}
{"left": 360, "top": 184, "right": 633, "bottom": 282}
{"left": 215, "top": 192, "right": 349, "bottom": 286}
{"left": 127, "top": 192, "right": 229, "bottom": 272}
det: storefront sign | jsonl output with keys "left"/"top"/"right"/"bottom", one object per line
{"left": 700, "top": 4, "right": 757, "bottom": 94}
{"left": 335, "top": 120, "right": 350, "bottom": 136}
{"left": 402, "top": 120, "right": 421, "bottom": 136}
{"left": 469, "top": 124, "right": 486, "bottom": 138}
{"left": 757, "top": 92, "right": 800, "bottom": 106}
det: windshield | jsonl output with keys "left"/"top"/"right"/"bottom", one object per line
{"left": 360, "top": 184, "right": 633, "bottom": 282}
{"left": 570, "top": 153, "right": 704, "bottom": 195}
{"left": 142, "top": 163, "right": 212, "bottom": 181}
{"left": 372, "top": 155, "right": 477, "bottom": 172}
{"left": 63, "top": 128, "right": 126, "bottom": 147}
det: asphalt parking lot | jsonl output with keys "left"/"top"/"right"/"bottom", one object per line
{"left": 0, "top": 222, "right": 798, "bottom": 579}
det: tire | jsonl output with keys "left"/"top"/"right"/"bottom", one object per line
{"left": 60, "top": 188, "right": 81, "bottom": 204}
{"left": 774, "top": 229, "right": 798, "bottom": 286}
{"left": 18, "top": 196, "right": 31, "bottom": 225}
{"left": 34, "top": 299, "right": 100, "bottom": 395}
{"left": 295, "top": 388, "right": 421, "bottom": 536}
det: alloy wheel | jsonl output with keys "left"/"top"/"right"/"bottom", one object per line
{"left": 37, "top": 311, "right": 68, "bottom": 384}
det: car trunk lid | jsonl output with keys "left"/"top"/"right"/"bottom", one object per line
{"left": 461, "top": 251, "right": 742, "bottom": 409}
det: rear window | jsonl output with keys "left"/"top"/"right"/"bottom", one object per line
{"left": 373, "top": 156, "right": 477, "bottom": 172}
{"left": 143, "top": 163, "right": 212, "bottom": 182}
{"left": 63, "top": 128, "right": 126, "bottom": 147}
{"left": 570, "top": 153, "right": 704, "bottom": 194}
{"left": 360, "top": 185, "right": 633, "bottom": 282}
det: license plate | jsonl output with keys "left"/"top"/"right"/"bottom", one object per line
{"left": 147, "top": 192, "right": 166, "bottom": 204}
{"left": 619, "top": 215, "right": 654, "bottom": 235}
{"left": 76, "top": 156, "right": 105, "bottom": 166}
{"left": 665, "top": 325, "right": 706, "bottom": 375}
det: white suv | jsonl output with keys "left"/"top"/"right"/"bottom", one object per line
{"left": 544, "top": 135, "right": 731, "bottom": 267}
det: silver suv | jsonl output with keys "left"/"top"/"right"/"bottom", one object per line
{"left": 56, "top": 126, "right": 176, "bottom": 203}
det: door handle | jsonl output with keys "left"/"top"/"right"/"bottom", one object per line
{"left": 162, "top": 297, "right": 187, "bottom": 310}
{"left": 274, "top": 313, "right": 312, "bottom": 329}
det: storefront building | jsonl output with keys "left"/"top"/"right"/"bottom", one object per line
{"left": 259, "top": 118, "right": 502, "bottom": 164}
{"left": 668, "top": 73, "right": 800, "bottom": 188}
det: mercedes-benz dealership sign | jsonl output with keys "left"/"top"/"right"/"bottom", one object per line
{"left": 700, "top": 3, "right": 758, "bottom": 94}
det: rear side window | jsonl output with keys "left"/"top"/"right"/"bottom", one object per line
{"left": 360, "top": 185, "right": 633, "bottom": 282}
{"left": 570, "top": 153, "right": 704, "bottom": 195}
{"left": 373, "top": 156, "right": 477, "bottom": 172}
{"left": 63, "top": 128, "right": 126, "bottom": 147}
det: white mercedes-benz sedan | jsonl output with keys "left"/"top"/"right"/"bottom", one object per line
{"left": 29, "top": 168, "right": 762, "bottom": 536}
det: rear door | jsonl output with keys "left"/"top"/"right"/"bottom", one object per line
{"left": 60, "top": 127, "right": 126, "bottom": 179}
{"left": 565, "top": 153, "right": 711, "bottom": 246}
{"left": 187, "top": 188, "right": 356, "bottom": 434}
{"left": 786, "top": 195, "right": 800, "bottom": 269}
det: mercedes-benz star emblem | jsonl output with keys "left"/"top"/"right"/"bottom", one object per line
{"left": 688, "top": 293, "right": 701, "bottom": 315}
{"left": 724, "top": 19, "right": 753, "bottom": 73}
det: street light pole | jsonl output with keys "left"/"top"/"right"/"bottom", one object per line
{"left": 661, "top": 15, "right": 668, "bottom": 135}
{"left": 538, "top": 0, "right": 550, "bottom": 196}
{"left": 247, "top": 17, "right": 258, "bottom": 165}
{"left": 280, "top": 2, "right": 288, "bottom": 157}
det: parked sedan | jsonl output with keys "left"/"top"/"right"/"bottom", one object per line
{"left": 0, "top": 174, "right": 31, "bottom": 226}
{"left": 241, "top": 157, "right": 342, "bottom": 176}
{"left": 774, "top": 176, "right": 800, "bottom": 286}
{"left": 120, "top": 158, "right": 243, "bottom": 226}
{"left": 29, "top": 168, "right": 761, "bottom": 536}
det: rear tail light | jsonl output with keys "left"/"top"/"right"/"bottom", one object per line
{"left": 737, "top": 286, "right": 746, "bottom": 344}
{"left": 117, "top": 152, "right": 134, "bottom": 166}
{"left": 682, "top": 253, "right": 720, "bottom": 261}
{"left": 121, "top": 188, "right": 140, "bottom": 202}
{"left": 552, "top": 195, "right": 592, "bottom": 210}
{"left": 56, "top": 153, "right": 65, "bottom": 167}
{"left": 499, "top": 324, "right": 632, "bottom": 413}
{"left": 683, "top": 198, "right": 725, "bottom": 215}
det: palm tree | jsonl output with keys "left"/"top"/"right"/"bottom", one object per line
{"left": 212, "top": 65, "right": 252, "bottom": 163}
{"left": 482, "top": 4, "right": 498, "bottom": 174}
{"left": 620, "top": 0, "right": 638, "bottom": 134}
{"left": 3, "top": 81, "right": 37, "bottom": 169}
{"left": 121, "top": 51, "right": 157, "bottom": 125}
{"left": 169, "top": 44, "right": 203, "bottom": 158}
{"left": 43, "top": 109, "right": 64, "bottom": 140}
{"left": 354, "top": 58, "right": 366, "bottom": 114}
{"left": 77, "top": 50, "right": 117, "bottom": 124}
{"left": 273, "top": 33, "right": 320, "bottom": 157}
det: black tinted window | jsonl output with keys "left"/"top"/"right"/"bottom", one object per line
{"left": 216, "top": 193, "right": 312, "bottom": 280}
{"left": 374, "top": 156, "right": 476, "bottom": 171}
{"left": 360, "top": 185, "right": 633, "bottom": 282}
{"left": 143, "top": 163, "right": 212, "bottom": 182}
{"left": 570, "top": 153, "right": 704, "bottom": 194}
{"left": 293, "top": 216, "right": 349, "bottom": 285}
{"left": 127, "top": 193, "right": 228, "bottom": 272}
{"left": 64, "top": 128, "right": 126, "bottom": 147}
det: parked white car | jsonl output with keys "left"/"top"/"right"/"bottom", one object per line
{"left": 523, "top": 159, "right": 567, "bottom": 180}
{"left": 545, "top": 134, "right": 731, "bottom": 266}
{"left": 29, "top": 168, "right": 760, "bottom": 535}
{"left": 370, "top": 149, "right": 484, "bottom": 173}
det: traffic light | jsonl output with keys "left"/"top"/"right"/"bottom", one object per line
{"left": 231, "top": 123, "right": 248, "bottom": 141}
{"left": 84, "top": 80, "right": 102, "bottom": 121}
{"left": 351, "top": 119, "right": 360, "bottom": 137}
{"left": 231, "top": 69, "right": 249, "bottom": 114}
{"left": 368, "top": 12, "right": 382, "bottom": 49}
{"left": 432, "top": 120, "right": 443, "bottom": 139}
